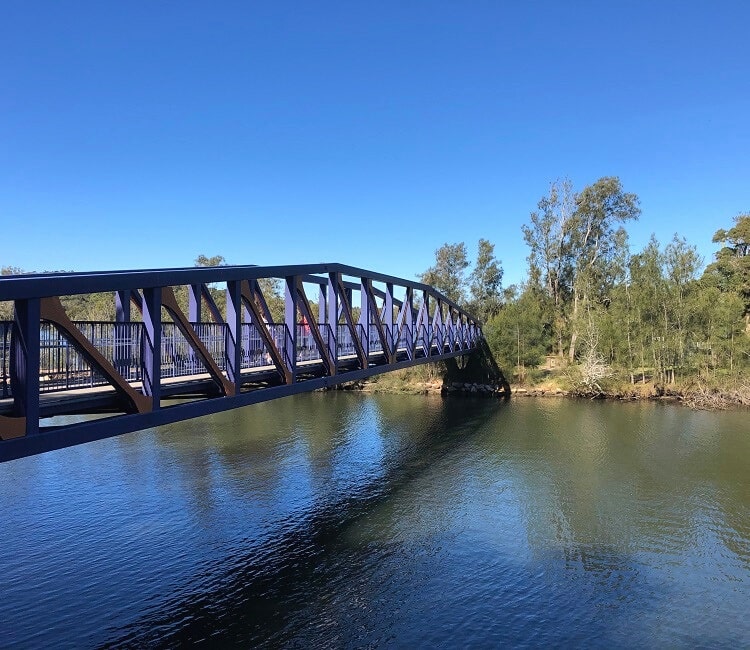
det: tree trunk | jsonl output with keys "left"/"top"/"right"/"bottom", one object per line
{"left": 568, "top": 289, "right": 579, "bottom": 362}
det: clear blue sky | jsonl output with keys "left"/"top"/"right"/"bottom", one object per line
{"left": 2, "top": 1, "right": 748, "bottom": 287}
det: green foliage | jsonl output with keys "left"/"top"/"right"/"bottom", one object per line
{"left": 194, "top": 254, "right": 226, "bottom": 267}
{"left": 705, "top": 213, "right": 750, "bottom": 320}
{"left": 468, "top": 238, "right": 503, "bottom": 321}
{"left": 419, "top": 239, "right": 504, "bottom": 323}
{"left": 258, "top": 277, "right": 284, "bottom": 322}
{"left": 484, "top": 285, "right": 549, "bottom": 383}
{"left": 60, "top": 293, "right": 116, "bottom": 320}
{"left": 366, "top": 363, "right": 445, "bottom": 392}
{"left": 419, "top": 242, "right": 469, "bottom": 304}
{"left": 511, "top": 182, "right": 749, "bottom": 391}
{"left": 0, "top": 266, "right": 22, "bottom": 320}
{"left": 522, "top": 177, "right": 639, "bottom": 360}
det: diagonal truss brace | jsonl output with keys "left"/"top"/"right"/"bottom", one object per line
{"left": 292, "top": 277, "right": 335, "bottom": 376}
{"left": 331, "top": 273, "right": 367, "bottom": 369}
{"left": 41, "top": 297, "right": 151, "bottom": 413}
{"left": 240, "top": 281, "right": 291, "bottom": 384}
{"left": 160, "top": 287, "right": 234, "bottom": 396}
{"left": 361, "top": 279, "right": 394, "bottom": 364}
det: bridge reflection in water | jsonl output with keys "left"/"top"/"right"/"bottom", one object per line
{"left": 0, "top": 263, "right": 483, "bottom": 461}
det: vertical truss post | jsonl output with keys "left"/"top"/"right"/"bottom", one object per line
{"left": 385, "top": 282, "right": 394, "bottom": 360}
{"left": 344, "top": 287, "right": 352, "bottom": 321}
{"left": 359, "top": 279, "right": 370, "bottom": 360}
{"left": 11, "top": 298, "right": 40, "bottom": 434}
{"left": 187, "top": 284, "right": 203, "bottom": 368}
{"left": 318, "top": 283, "right": 327, "bottom": 325}
{"left": 115, "top": 290, "right": 131, "bottom": 376}
{"left": 416, "top": 290, "right": 428, "bottom": 356}
{"left": 327, "top": 274, "right": 338, "bottom": 368}
{"left": 404, "top": 287, "right": 414, "bottom": 359}
{"left": 141, "top": 288, "right": 162, "bottom": 409}
{"left": 116, "top": 290, "right": 131, "bottom": 323}
{"left": 226, "top": 281, "right": 242, "bottom": 392}
{"left": 188, "top": 284, "right": 202, "bottom": 323}
{"left": 432, "top": 299, "right": 444, "bottom": 353}
{"left": 447, "top": 308, "right": 457, "bottom": 351}
{"left": 441, "top": 303, "right": 447, "bottom": 350}
{"left": 284, "top": 276, "right": 297, "bottom": 383}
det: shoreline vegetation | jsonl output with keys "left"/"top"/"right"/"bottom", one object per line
{"left": 335, "top": 364, "right": 750, "bottom": 411}
{"left": 410, "top": 179, "right": 750, "bottom": 412}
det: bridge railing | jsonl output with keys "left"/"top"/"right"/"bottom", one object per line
{"left": 1, "top": 322, "right": 10, "bottom": 399}
{"left": 0, "top": 317, "right": 485, "bottom": 399}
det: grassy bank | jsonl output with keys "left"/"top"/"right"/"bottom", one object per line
{"left": 510, "top": 367, "right": 750, "bottom": 410}
{"left": 359, "top": 365, "right": 446, "bottom": 395}
{"left": 352, "top": 363, "right": 750, "bottom": 411}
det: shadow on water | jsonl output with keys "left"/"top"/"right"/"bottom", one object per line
{"left": 102, "top": 394, "right": 502, "bottom": 647}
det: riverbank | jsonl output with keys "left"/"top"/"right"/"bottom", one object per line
{"left": 350, "top": 366, "right": 750, "bottom": 410}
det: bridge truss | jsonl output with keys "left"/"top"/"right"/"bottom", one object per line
{"left": 0, "top": 263, "right": 482, "bottom": 461}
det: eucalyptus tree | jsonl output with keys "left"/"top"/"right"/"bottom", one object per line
{"left": 663, "top": 235, "right": 702, "bottom": 376}
{"left": 468, "top": 238, "right": 503, "bottom": 321}
{"left": 705, "top": 213, "right": 750, "bottom": 330}
{"left": 691, "top": 281, "right": 746, "bottom": 376}
{"left": 522, "top": 178, "right": 576, "bottom": 358}
{"left": 522, "top": 177, "right": 640, "bottom": 361}
{"left": 566, "top": 177, "right": 640, "bottom": 361}
{"left": 418, "top": 242, "right": 470, "bottom": 305}
{"left": 485, "top": 284, "right": 548, "bottom": 382}
{"left": 627, "top": 236, "right": 665, "bottom": 382}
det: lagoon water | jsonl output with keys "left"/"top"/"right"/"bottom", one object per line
{"left": 1, "top": 394, "right": 749, "bottom": 647}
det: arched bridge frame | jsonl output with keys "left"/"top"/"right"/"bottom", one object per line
{"left": 0, "top": 263, "right": 482, "bottom": 461}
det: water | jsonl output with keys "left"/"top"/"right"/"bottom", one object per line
{"left": 1, "top": 394, "right": 748, "bottom": 647}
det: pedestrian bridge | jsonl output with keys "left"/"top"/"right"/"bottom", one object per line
{"left": 0, "top": 263, "right": 483, "bottom": 461}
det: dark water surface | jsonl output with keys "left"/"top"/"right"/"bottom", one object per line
{"left": 1, "top": 394, "right": 749, "bottom": 648}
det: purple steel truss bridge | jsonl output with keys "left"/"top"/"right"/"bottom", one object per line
{"left": 0, "top": 263, "right": 483, "bottom": 462}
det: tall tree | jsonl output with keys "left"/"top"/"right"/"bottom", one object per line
{"left": 522, "top": 176, "right": 640, "bottom": 360}
{"left": 705, "top": 213, "right": 750, "bottom": 329}
{"left": 628, "top": 236, "right": 667, "bottom": 383}
{"left": 663, "top": 234, "right": 702, "bottom": 375}
{"left": 522, "top": 178, "right": 576, "bottom": 358}
{"left": 485, "top": 284, "right": 548, "bottom": 382}
{"left": 419, "top": 242, "right": 469, "bottom": 304}
{"left": 566, "top": 176, "right": 640, "bottom": 360}
{"left": 468, "top": 238, "right": 503, "bottom": 321}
